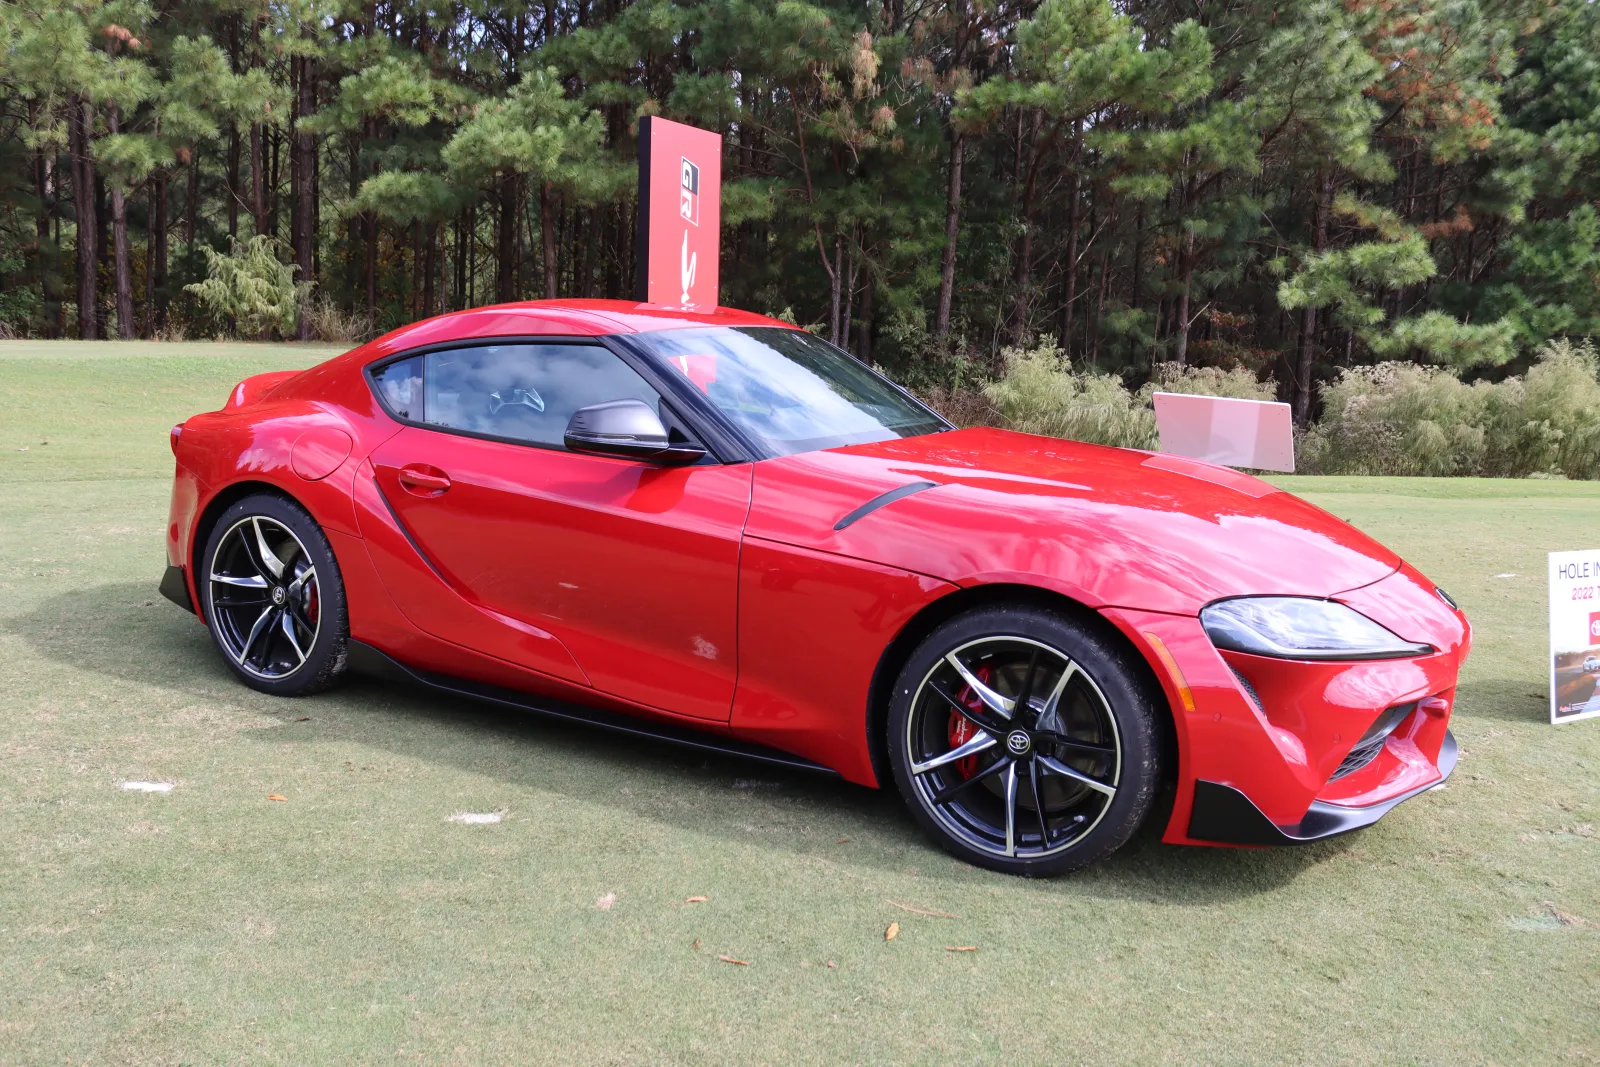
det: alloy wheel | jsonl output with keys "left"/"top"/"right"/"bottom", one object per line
{"left": 904, "top": 635, "right": 1122, "bottom": 860}
{"left": 207, "top": 515, "right": 321, "bottom": 681}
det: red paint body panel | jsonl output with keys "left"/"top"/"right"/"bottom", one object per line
{"left": 161, "top": 298, "right": 1470, "bottom": 852}
{"left": 731, "top": 538, "right": 959, "bottom": 785}
{"left": 368, "top": 428, "right": 750, "bottom": 721}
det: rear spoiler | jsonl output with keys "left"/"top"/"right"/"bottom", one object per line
{"left": 222, "top": 370, "right": 301, "bottom": 412}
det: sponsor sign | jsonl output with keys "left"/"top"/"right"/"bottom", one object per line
{"left": 636, "top": 116, "right": 721, "bottom": 309}
{"left": 1548, "top": 549, "right": 1600, "bottom": 724}
{"left": 1151, "top": 392, "right": 1296, "bottom": 473}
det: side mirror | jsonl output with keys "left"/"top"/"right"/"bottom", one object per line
{"left": 564, "top": 399, "right": 707, "bottom": 464}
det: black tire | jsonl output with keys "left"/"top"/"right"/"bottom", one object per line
{"left": 887, "top": 604, "right": 1164, "bottom": 876}
{"left": 199, "top": 492, "right": 348, "bottom": 697}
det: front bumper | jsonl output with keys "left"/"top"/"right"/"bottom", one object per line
{"left": 1186, "top": 730, "right": 1457, "bottom": 845}
{"left": 1105, "top": 563, "right": 1470, "bottom": 848}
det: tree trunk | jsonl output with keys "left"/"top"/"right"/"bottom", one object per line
{"left": 857, "top": 262, "right": 874, "bottom": 363}
{"left": 1009, "top": 110, "right": 1044, "bottom": 347}
{"left": 250, "top": 122, "right": 266, "bottom": 236}
{"left": 1294, "top": 175, "right": 1334, "bottom": 425}
{"left": 829, "top": 233, "right": 843, "bottom": 344}
{"left": 1173, "top": 223, "right": 1195, "bottom": 366}
{"left": 1060, "top": 142, "right": 1082, "bottom": 353}
{"left": 109, "top": 108, "right": 133, "bottom": 340}
{"left": 496, "top": 172, "right": 518, "bottom": 303}
{"left": 934, "top": 132, "right": 964, "bottom": 338}
{"left": 153, "top": 173, "right": 168, "bottom": 332}
{"left": 226, "top": 129, "right": 239, "bottom": 240}
{"left": 33, "top": 109, "right": 63, "bottom": 337}
{"left": 294, "top": 52, "right": 317, "bottom": 340}
{"left": 69, "top": 95, "right": 98, "bottom": 340}
{"left": 541, "top": 183, "right": 558, "bottom": 298}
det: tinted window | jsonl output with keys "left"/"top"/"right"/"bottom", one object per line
{"left": 629, "top": 327, "right": 946, "bottom": 456}
{"left": 374, "top": 344, "right": 661, "bottom": 449}
{"left": 372, "top": 356, "right": 423, "bottom": 420}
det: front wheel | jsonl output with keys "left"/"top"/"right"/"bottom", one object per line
{"left": 200, "top": 492, "right": 349, "bottom": 696}
{"left": 887, "top": 605, "right": 1165, "bottom": 876}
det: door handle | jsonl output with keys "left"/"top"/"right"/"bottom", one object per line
{"left": 398, "top": 465, "right": 452, "bottom": 496}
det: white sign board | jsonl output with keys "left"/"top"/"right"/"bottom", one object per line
{"left": 1549, "top": 549, "right": 1600, "bottom": 724}
{"left": 1151, "top": 392, "right": 1295, "bottom": 473}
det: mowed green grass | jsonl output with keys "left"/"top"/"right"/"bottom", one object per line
{"left": 1, "top": 341, "right": 1596, "bottom": 1066}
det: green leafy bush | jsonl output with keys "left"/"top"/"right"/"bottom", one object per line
{"left": 184, "top": 236, "right": 308, "bottom": 340}
{"left": 1300, "top": 339, "right": 1600, "bottom": 478}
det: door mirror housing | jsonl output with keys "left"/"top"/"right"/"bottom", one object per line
{"left": 564, "top": 399, "right": 707, "bottom": 464}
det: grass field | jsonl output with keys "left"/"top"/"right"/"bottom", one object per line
{"left": 2, "top": 340, "right": 1597, "bottom": 1065}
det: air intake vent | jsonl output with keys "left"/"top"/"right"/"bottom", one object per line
{"left": 1330, "top": 703, "right": 1417, "bottom": 781}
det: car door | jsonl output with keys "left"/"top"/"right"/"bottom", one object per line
{"left": 365, "top": 340, "right": 750, "bottom": 722}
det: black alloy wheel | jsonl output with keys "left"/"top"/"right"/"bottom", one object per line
{"left": 888, "top": 605, "right": 1165, "bottom": 876}
{"left": 201, "top": 493, "right": 348, "bottom": 696}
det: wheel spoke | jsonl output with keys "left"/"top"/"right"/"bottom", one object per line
{"left": 1036, "top": 662, "right": 1078, "bottom": 731}
{"left": 279, "top": 609, "right": 307, "bottom": 665}
{"left": 1003, "top": 761, "right": 1018, "bottom": 857}
{"left": 1014, "top": 648, "right": 1041, "bottom": 720}
{"left": 932, "top": 756, "right": 1011, "bottom": 806}
{"left": 1029, "top": 757, "right": 1050, "bottom": 847}
{"left": 911, "top": 731, "right": 997, "bottom": 776}
{"left": 944, "top": 652, "right": 1015, "bottom": 719}
{"left": 1034, "top": 731, "right": 1116, "bottom": 756}
{"left": 927, "top": 680, "right": 1009, "bottom": 736}
{"left": 238, "top": 606, "right": 277, "bottom": 667}
{"left": 251, "top": 518, "right": 287, "bottom": 578}
{"left": 213, "top": 573, "right": 269, "bottom": 589}
{"left": 1037, "top": 754, "right": 1116, "bottom": 798}
{"left": 286, "top": 566, "right": 315, "bottom": 596}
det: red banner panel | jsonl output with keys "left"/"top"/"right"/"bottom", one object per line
{"left": 636, "top": 116, "right": 722, "bottom": 308}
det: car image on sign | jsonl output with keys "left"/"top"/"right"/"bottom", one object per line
{"left": 160, "top": 298, "right": 1470, "bottom": 876}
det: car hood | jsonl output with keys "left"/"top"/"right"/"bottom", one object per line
{"left": 744, "top": 427, "right": 1401, "bottom": 615}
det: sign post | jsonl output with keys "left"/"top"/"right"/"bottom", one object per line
{"left": 1548, "top": 548, "right": 1600, "bottom": 724}
{"left": 636, "top": 116, "right": 722, "bottom": 309}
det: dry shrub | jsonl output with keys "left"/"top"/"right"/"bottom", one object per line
{"left": 303, "top": 296, "right": 377, "bottom": 345}
{"left": 917, "top": 385, "right": 997, "bottom": 428}
{"left": 1301, "top": 339, "right": 1600, "bottom": 478}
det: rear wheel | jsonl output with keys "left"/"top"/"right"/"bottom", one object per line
{"left": 200, "top": 493, "right": 348, "bottom": 696}
{"left": 887, "top": 605, "right": 1164, "bottom": 876}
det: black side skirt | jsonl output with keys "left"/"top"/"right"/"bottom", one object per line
{"left": 1186, "top": 730, "right": 1457, "bottom": 845}
{"left": 160, "top": 565, "right": 195, "bottom": 614}
{"left": 345, "top": 640, "right": 839, "bottom": 777}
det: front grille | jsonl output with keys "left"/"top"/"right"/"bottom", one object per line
{"left": 1330, "top": 702, "right": 1417, "bottom": 781}
{"left": 1229, "top": 665, "right": 1263, "bottom": 712}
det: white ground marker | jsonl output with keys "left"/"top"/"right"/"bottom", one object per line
{"left": 121, "top": 781, "right": 174, "bottom": 793}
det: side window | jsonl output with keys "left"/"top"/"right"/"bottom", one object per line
{"left": 372, "top": 356, "right": 423, "bottom": 420}
{"left": 420, "top": 344, "right": 661, "bottom": 449}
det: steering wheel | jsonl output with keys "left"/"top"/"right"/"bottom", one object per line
{"left": 488, "top": 387, "right": 546, "bottom": 416}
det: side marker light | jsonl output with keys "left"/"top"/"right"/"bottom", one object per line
{"left": 1143, "top": 632, "right": 1196, "bottom": 713}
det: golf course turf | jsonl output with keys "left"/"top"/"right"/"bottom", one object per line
{"left": 1, "top": 341, "right": 1596, "bottom": 1064}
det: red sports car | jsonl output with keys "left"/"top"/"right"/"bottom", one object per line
{"left": 161, "top": 300, "right": 1468, "bottom": 875}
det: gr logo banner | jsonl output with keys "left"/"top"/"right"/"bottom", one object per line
{"left": 1591, "top": 612, "right": 1600, "bottom": 640}
{"left": 636, "top": 116, "right": 720, "bottom": 308}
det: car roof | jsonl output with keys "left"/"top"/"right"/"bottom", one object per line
{"left": 347, "top": 299, "right": 799, "bottom": 367}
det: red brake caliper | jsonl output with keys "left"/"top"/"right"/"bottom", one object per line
{"left": 946, "top": 665, "right": 992, "bottom": 779}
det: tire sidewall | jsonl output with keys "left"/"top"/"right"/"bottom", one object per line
{"left": 887, "top": 605, "right": 1163, "bottom": 876}
{"left": 200, "top": 492, "right": 348, "bottom": 696}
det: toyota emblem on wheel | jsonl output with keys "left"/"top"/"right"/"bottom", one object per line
{"left": 1006, "top": 730, "right": 1032, "bottom": 756}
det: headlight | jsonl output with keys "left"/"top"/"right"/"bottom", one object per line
{"left": 1200, "top": 596, "right": 1433, "bottom": 661}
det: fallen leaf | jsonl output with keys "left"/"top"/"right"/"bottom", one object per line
{"left": 685, "top": 895, "right": 709, "bottom": 904}
{"left": 835, "top": 837, "right": 851, "bottom": 844}
{"left": 717, "top": 955, "right": 749, "bottom": 966}
{"left": 826, "top": 960, "right": 837, "bottom": 969}
{"left": 945, "top": 946, "right": 979, "bottom": 952}
{"left": 295, "top": 717, "right": 310, "bottom": 722}
{"left": 1543, "top": 901, "right": 1592, "bottom": 928}
{"left": 266, "top": 794, "right": 286, "bottom": 802}
{"left": 14, "top": 447, "right": 26, "bottom": 452}
{"left": 887, "top": 899, "right": 960, "bottom": 919}
{"left": 691, "top": 939, "right": 701, "bottom": 951}
{"left": 885, "top": 922, "right": 900, "bottom": 941}
{"left": 595, "top": 892, "right": 617, "bottom": 911}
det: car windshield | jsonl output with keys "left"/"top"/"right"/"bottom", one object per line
{"left": 627, "top": 326, "right": 947, "bottom": 456}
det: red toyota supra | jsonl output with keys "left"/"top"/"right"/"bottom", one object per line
{"left": 161, "top": 300, "right": 1468, "bottom": 875}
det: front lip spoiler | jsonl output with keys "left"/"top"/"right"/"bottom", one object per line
{"left": 1186, "top": 730, "right": 1458, "bottom": 846}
